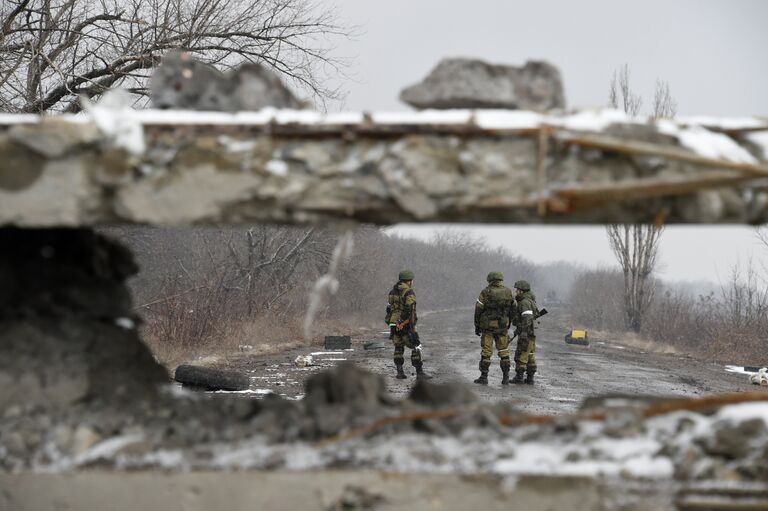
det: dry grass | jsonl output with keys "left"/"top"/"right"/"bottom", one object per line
{"left": 586, "top": 329, "right": 680, "bottom": 356}
{"left": 143, "top": 314, "right": 377, "bottom": 371}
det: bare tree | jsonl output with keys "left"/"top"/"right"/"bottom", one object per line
{"left": 651, "top": 79, "right": 677, "bottom": 119}
{"left": 757, "top": 227, "right": 768, "bottom": 250}
{"left": 608, "top": 65, "right": 678, "bottom": 120}
{"left": 0, "top": 0, "right": 348, "bottom": 113}
{"left": 606, "top": 225, "right": 664, "bottom": 332}
{"left": 608, "top": 64, "right": 642, "bottom": 117}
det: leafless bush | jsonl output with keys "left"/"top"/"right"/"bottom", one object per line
{"left": 621, "top": 262, "right": 767, "bottom": 364}
{"left": 608, "top": 64, "right": 642, "bottom": 117}
{"left": 608, "top": 65, "right": 676, "bottom": 119}
{"left": 651, "top": 79, "right": 677, "bottom": 119}
{"left": 0, "top": 0, "right": 349, "bottom": 113}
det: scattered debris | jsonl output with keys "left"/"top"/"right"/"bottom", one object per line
{"left": 750, "top": 368, "right": 768, "bottom": 386}
{"left": 363, "top": 341, "right": 386, "bottom": 351}
{"left": 326, "top": 485, "right": 386, "bottom": 511}
{"left": 295, "top": 355, "right": 314, "bottom": 368}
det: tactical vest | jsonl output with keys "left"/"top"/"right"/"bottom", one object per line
{"left": 386, "top": 283, "right": 414, "bottom": 324}
{"left": 479, "top": 285, "right": 514, "bottom": 331}
{"left": 516, "top": 292, "right": 539, "bottom": 335}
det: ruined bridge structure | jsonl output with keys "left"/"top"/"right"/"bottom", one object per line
{"left": 2, "top": 104, "right": 768, "bottom": 510}
{"left": 1, "top": 108, "right": 768, "bottom": 226}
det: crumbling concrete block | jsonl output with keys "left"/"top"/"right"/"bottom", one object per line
{"left": 400, "top": 58, "right": 566, "bottom": 111}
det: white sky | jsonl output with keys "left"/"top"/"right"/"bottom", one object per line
{"left": 388, "top": 225, "right": 767, "bottom": 284}
{"left": 326, "top": 0, "right": 768, "bottom": 283}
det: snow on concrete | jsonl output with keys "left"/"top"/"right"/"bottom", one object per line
{"left": 550, "top": 108, "right": 635, "bottom": 132}
{"left": 678, "top": 116, "right": 768, "bottom": 130}
{"left": 265, "top": 159, "right": 288, "bottom": 177}
{"left": 82, "top": 89, "right": 145, "bottom": 155}
{"left": 656, "top": 120, "right": 758, "bottom": 164}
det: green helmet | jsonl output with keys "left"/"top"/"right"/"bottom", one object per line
{"left": 487, "top": 271, "right": 504, "bottom": 282}
{"left": 514, "top": 279, "right": 531, "bottom": 291}
{"left": 399, "top": 269, "right": 415, "bottom": 281}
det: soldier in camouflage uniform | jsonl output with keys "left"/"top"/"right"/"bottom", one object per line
{"left": 511, "top": 280, "right": 538, "bottom": 384}
{"left": 386, "top": 270, "right": 430, "bottom": 379}
{"left": 473, "top": 272, "right": 516, "bottom": 385}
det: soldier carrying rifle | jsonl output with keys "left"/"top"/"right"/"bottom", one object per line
{"left": 386, "top": 270, "right": 431, "bottom": 380}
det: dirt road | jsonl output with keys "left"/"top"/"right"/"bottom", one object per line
{"left": 225, "top": 308, "right": 752, "bottom": 414}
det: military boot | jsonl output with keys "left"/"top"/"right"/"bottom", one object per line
{"left": 395, "top": 364, "right": 407, "bottom": 379}
{"left": 501, "top": 368, "right": 510, "bottom": 385}
{"left": 416, "top": 366, "right": 432, "bottom": 380}
{"left": 525, "top": 369, "right": 536, "bottom": 385}
{"left": 511, "top": 369, "right": 526, "bottom": 384}
{"left": 474, "top": 371, "right": 488, "bottom": 385}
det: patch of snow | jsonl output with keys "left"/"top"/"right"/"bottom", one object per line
{"left": 551, "top": 109, "right": 635, "bottom": 132}
{"left": 310, "top": 350, "right": 354, "bottom": 356}
{"left": 474, "top": 110, "right": 544, "bottom": 129}
{"left": 716, "top": 402, "right": 768, "bottom": 423}
{"left": 130, "top": 450, "right": 185, "bottom": 469}
{"left": 219, "top": 136, "right": 257, "bottom": 153}
{"left": 549, "top": 397, "right": 578, "bottom": 403}
{"left": 725, "top": 365, "right": 756, "bottom": 375}
{"left": 265, "top": 159, "right": 288, "bottom": 176}
{"left": 321, "top": 358, "right": 348, "bottom": 362}
{"left": 372, "top": 110, "right": 473, "bottom": 125}
{"left": 212, "top": 388, "right": 273, "bottom": 395}
{"left": 114, "top": 317, "right": 135, "bottom": 330}
{"left": 678, "top": 117, "right": 768, "bottom": 130}
{"left": 657, "top": 120, "right": 758, "bottom": 164}
{"left": 0, "top": 113, "right": 40, "bottom": 124}
{"left": 82, "top": 89, "right": 145, "bottom": 154}
{"left": 746, "top": 131, "right": 768, "bottom": 160}
{"left": 74, "top": 434, "right": 145, "bottom": 466}
{"left": 621, "top": 455, "right": 674, "bottom": 479}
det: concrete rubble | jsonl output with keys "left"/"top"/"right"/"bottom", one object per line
{"left": 400, "top": 58, "right": 566, "bottom": 111}
{"left": 1, "top": 109, "right": 767, "bottom": 225}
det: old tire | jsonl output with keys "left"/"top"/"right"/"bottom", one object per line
{"left": 174, "top": 364, "right": 250, "bottom": 391}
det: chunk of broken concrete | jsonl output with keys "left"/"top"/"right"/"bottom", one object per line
{"left": 400, "top": 57, "right": 565, "bottom": 111}
{"left": 151, "top": 51, "right": 304, "bottom": 111}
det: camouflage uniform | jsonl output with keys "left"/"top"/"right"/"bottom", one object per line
{"left": 386, "top": 270, "right": 426, "bottom": 379}
{"left": 512, "top": 280, "right": 538, "bottom": 384}
{"left": 473, "top": 272, "right": 516, "bottom": 385}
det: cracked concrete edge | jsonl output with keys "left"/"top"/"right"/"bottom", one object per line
{"left": 1, "top": 117, "right": 767, "bottom": 226}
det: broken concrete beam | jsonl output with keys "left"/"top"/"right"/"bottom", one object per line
{"left": 1, "top": 110, "right": 767, "bottom": 225}
{"left": 401, "top": 58, "right": 566, "bottom": 111}
{"left": 324, "top": 336, "right": 352, "bottom": 350}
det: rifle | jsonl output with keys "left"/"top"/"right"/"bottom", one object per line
{"left": 509, "top": 308, "right": 548, "bottom": 341}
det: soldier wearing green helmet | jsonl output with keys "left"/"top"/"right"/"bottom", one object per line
{"left": 511, "top": 279, "right": 538, "bottom": 384}
{"left": 473, "top": 271, "right": 516, "bottom": 385}
{"left": 385, "top": 269, "right": 430, "bottom": 380}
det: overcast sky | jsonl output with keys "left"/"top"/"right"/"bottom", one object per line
{"left": 327, "top": 0, "right": 768, "bottom": 283}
